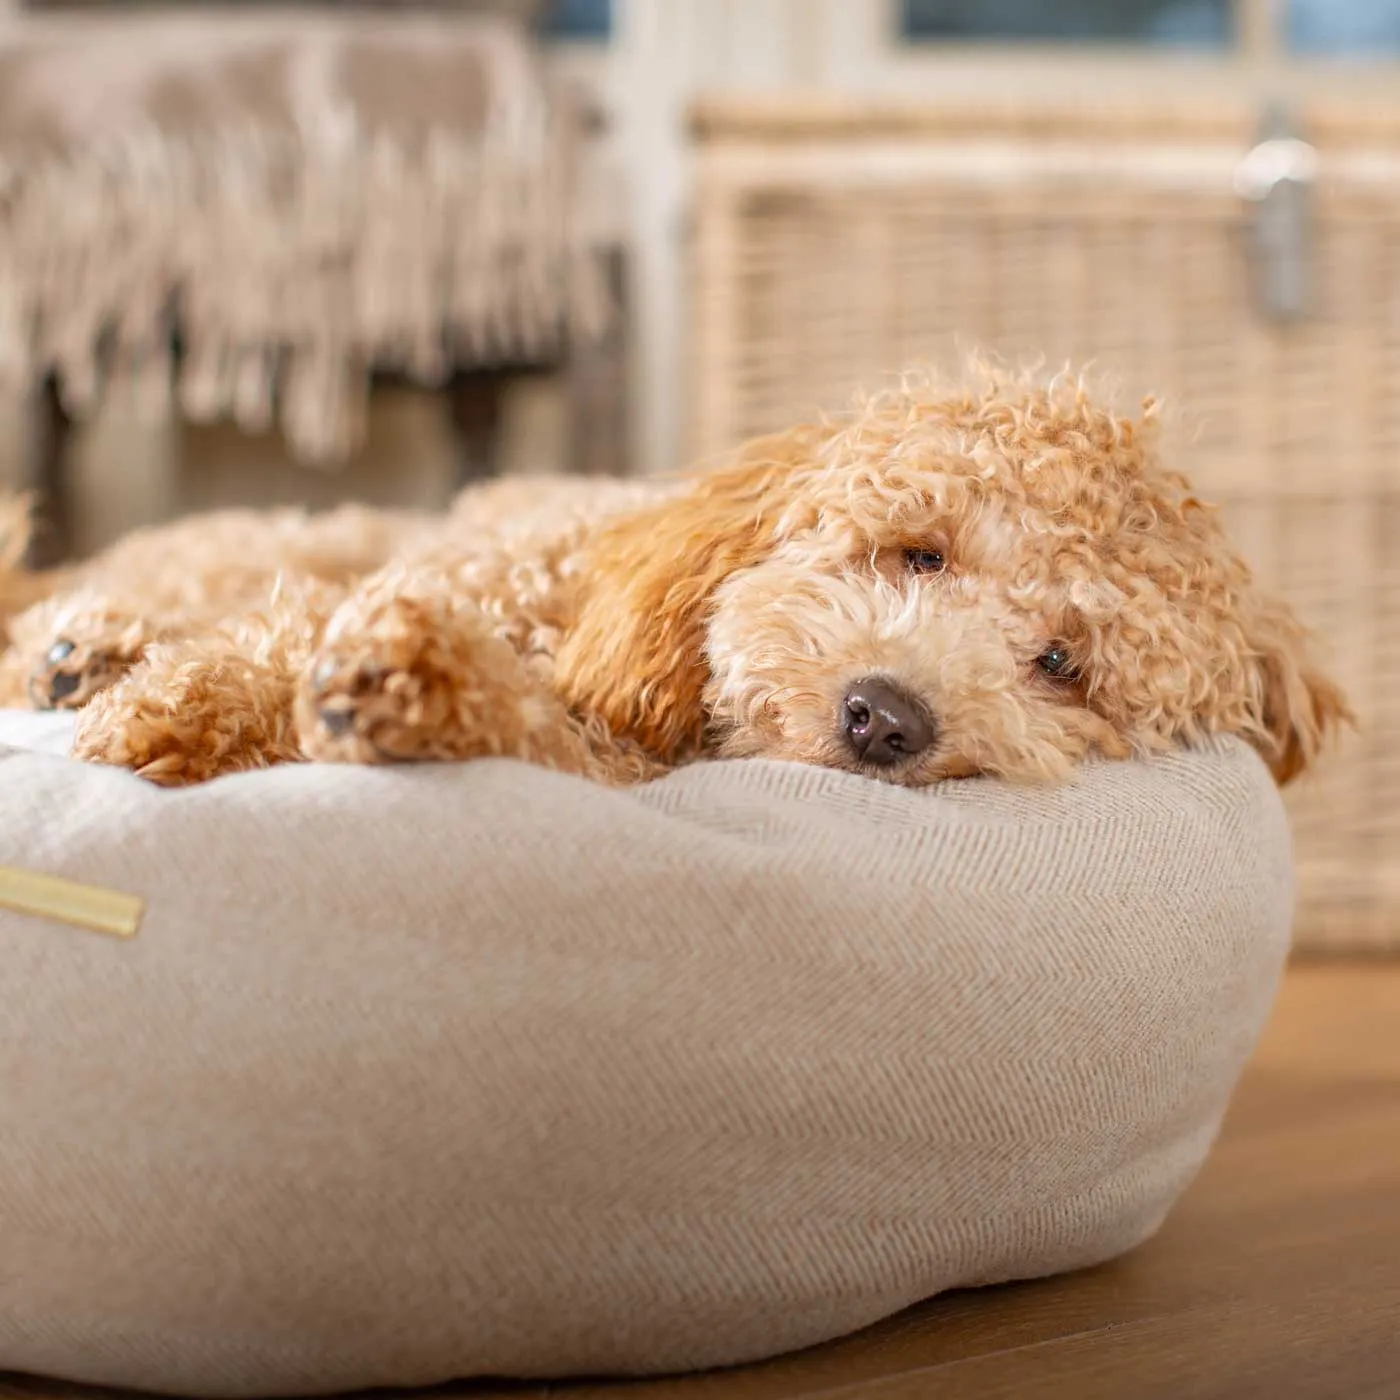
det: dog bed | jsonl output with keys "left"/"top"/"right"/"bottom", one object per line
{"left": 0, "top": 714, "right": 1292, "bottom": 1398}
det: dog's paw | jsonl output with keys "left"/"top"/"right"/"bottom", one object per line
{"left": 72, "top": 696, "right": 218, "bottom": 787}
{"left": 296, "top": 595, "right": 505, "bottom": 764}
{"left": 72, "top": 650, "right": 300, "bottom": 787}
{"left": 297, "top": 654, "right": 432, "bottom": 763}
{"left": 29, "top": 633, "right": 143, "bottom": 711}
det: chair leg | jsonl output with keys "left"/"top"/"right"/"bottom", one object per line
{"left": 563, "top": 246, "right": 629, "bottom": 477}
{"left": 445, "top": 369, "right": 513, "bottom": 490}
{"left": 21, "top": 376, "right": 74, "bottom": 568}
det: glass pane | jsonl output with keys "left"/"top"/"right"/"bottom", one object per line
{"left": 1287, "top": 0, "right": 1400, "bottom": 54}
{"left": 900, "top": 0, "right": 1232, "bottom": 47}
{"left": 544, "top": 0, "right": 612, "bottom": 41}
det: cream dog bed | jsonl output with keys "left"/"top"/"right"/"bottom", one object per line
{"left": 0, "top": 715, "right": 1292, "bottom": 1398}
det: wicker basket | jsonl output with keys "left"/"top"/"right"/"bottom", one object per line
{"left": 688, "top": 97, "right": 1400, "bottom": 952}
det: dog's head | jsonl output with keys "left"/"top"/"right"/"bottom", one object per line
{"left": 556, "top": 367, "right": 1351, "bottom": 785}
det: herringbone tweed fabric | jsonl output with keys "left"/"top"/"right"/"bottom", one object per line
{"left": 0, "top": 715, "right": 1292, "bottom": 1397}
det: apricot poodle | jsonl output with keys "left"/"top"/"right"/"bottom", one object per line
{"left": 0, "top": 365, "right": 1351, "bottom": 789}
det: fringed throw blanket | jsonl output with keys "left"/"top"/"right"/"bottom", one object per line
{"left": 0, "top": 10, "right": 606, "bottom": 461}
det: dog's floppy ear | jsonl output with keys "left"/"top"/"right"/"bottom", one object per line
{"left": 1080, "top": 492, "right": 1351, "bottom": 788}
{"left": 554, "top": 426, "right": 824, "bottom": 760}
{"left": 1241, "top": 597, "right": 1353, "bottom": 785}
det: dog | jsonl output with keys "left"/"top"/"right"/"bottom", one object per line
{"left": 0, "top": 364, "right": 1351, "bottom": 789}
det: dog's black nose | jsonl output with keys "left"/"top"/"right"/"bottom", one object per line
{"left": 841, "top": 679, "right": 935, "bottom": 765}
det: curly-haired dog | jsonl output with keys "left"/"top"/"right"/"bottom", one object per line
{"left": 0, "top": 366, "right": 1351, "bottom": 789}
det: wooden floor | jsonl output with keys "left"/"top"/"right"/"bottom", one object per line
{"left": 4, "top": 963, "right": 1398, "bottom": 1400}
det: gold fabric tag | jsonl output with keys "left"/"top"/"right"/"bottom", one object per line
{"left": 0, "top": 865, "right": 144, "bottom": 939}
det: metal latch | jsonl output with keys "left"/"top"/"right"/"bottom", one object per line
{"left": 1234, "top": 103, "right": 1318, "bottom": 323}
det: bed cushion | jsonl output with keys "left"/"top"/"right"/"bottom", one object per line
{"left": 0, "top": 714, "right": 1293, "bottom": 1397}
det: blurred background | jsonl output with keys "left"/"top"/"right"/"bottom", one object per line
{"left": 1, "top": 0, "right": 1398, "bottom": 950}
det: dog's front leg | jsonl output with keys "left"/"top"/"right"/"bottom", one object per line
{"left": 70, "top": 633, "right": 304, "bottom": 786}
{"left": 68, "top": 580, "right": 338, "bottom": 786}
{"left": 295, "top": 568, "right": 602, "bottom": 776}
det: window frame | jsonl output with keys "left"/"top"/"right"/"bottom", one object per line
{"left": 897, "top": 0, "right": 1239, "bottom": 52}
{"left": 876, "top": 0, "right": 1400, "bottom": 97}
{"left": 542, "top": 0, "right": 612, "bottom": 43}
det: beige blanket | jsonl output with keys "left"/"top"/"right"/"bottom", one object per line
{"left": 0, "top": 9, "right": 603, "bottom": 460}
{"left": 0, "top": 718, "right": 1292, "bottom": 1396}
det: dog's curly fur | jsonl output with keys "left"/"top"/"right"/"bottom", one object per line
{"left": 0, "top": 364, "right": 1352, "bottom": 789}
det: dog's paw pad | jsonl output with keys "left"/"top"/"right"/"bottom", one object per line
{"left": 317, "top": 700, "right": 357, "bottom": 738}
{"left": 30, "top": 638, "right": 129, "bottom": 711}
{"left": 299, "top": 650, "right": 448, "bottom": 763}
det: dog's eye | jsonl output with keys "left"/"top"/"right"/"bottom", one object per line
{"left": 904, "top": 548, "right": 946, "bottom": 575}
{"left": 1036, "top": 646, "right": 1077, "bottom": 680}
